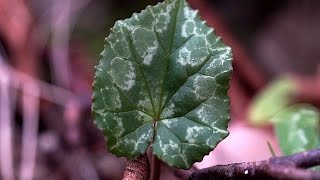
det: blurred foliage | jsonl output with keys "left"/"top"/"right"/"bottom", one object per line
{"left": 249, "top": 77, "right": 320, "bottom": 160}
{"left": 248, "top": 77, "right": 297, "bottom": 126}
{"left": 273, "top": 104, "right": 320, "bottom": 155}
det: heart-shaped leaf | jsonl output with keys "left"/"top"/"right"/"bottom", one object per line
{"left": 92, "top": 0, "right": 232, "bottom": 169}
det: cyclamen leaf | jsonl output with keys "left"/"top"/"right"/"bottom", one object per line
{"left": 248, "top": 77, "right": 297, "bottom": 126}
{"left": 274, "top": 104, "right": 320, "bottom": 155}
{"left": 92, "top": 0, "right": 232, "bottom": 169}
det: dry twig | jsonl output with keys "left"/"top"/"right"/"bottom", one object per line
{"left": 0, "top": 62, "right": 76, "bottom": 107}
{"left": 19, "top": 83, "right": 40, "bottom": 180}
{"left": 0, "top": 60, "right": 15, "bottom": 180}
{"left": 190, "top": 148, "right": 320, "bottom": 180}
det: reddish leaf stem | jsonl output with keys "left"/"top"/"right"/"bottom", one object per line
{"left": 151, "top": 154, "right": 161, "bottom": 180}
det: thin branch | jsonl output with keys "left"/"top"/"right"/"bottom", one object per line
{"left": 19, "top": 82, "right": 40, "bottom": 180}
{"left": 190, "top": 148, "right": 320, "bottom": 180}
{"left": 0, "top": 61, "right": 14, "bottom": 180}
{"left": 50, "top": 0, "right": 91, "bottom": 88}
{"left": 50, "top": 0, "right": 73, "bottom": 88}
{"left": 0, "top": 61, "right": 78, "bottom": 107}
{"left": 271, "top": 148, "right": 320, "bottom": 168}
{"left": 123, "top": 154, "right": 150, "bottom": 180}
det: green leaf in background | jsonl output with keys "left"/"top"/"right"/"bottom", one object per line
{"left": 273, "top": 104, "right": 320, "bottom": 155}
{"left": 92, "top": 0, "right": 232, "bottom": 169}
{"left": 248, "top": 77, "right": 297, "bottom": 126}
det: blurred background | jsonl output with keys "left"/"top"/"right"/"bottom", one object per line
{"left": 0, "top": 0, "right": 319, "bottom": 179}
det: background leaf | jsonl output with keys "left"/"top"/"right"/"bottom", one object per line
{"left": 92, "top": 0, "right": 232, "bottom": 169}
{"left": 273, "top": 104, "right": 320, "bottom": 155}
{"left": 248, "top": 77, "right": 297, "bottom": 126}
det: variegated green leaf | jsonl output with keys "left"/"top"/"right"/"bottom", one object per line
{"left": 92, "top": 0, "right": 232, "bottom": 169}
{"left": 273, "top": 104, "right": 320, "bottom": 155}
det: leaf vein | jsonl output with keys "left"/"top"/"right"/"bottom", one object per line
{"left": 122, "top": 28, "right": 157, "bottom": 117}
{"left": 159, "top": 53, "right": 214, "bottom": 113}
{"left": 157, "top": 0, "right": 182, "bottom": 118}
